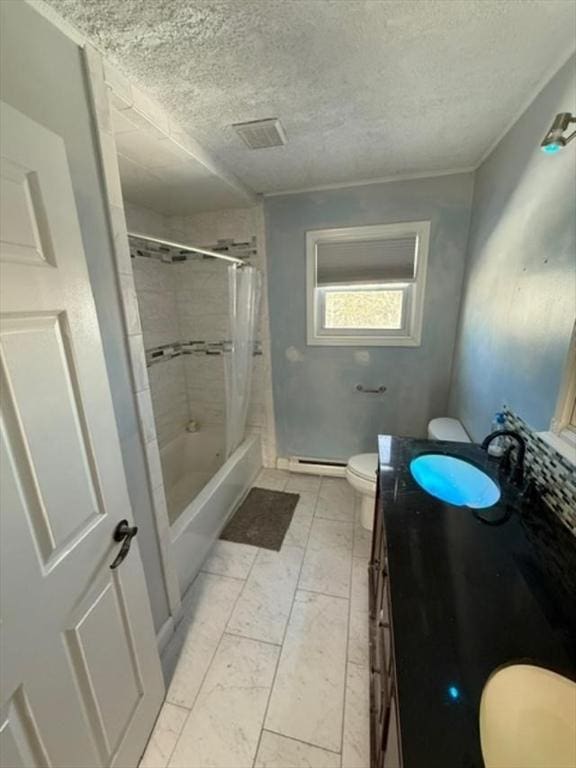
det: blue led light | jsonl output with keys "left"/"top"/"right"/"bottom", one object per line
{"left": 541, "top": 143, "right": 562, "bottom": 154}
{"left": 448, "top": 685, "right": 460, "bottom": 700}
{"left": 409, "top": 455, "right": 501, "bottom": 509}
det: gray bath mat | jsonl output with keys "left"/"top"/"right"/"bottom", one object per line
{"left": 220, "top": 487, "right": 300, "bottom": 551}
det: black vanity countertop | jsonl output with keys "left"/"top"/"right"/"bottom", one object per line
{"left": 378, "top": 434, "right": 576, "bottom": 768}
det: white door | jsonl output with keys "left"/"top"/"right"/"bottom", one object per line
{"left": 0, "top": 102, "right": 164, "bottom": 767}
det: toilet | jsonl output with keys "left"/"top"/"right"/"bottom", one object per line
{"left": 346, "top": 453, "right": 379, "bottom": 531}
{"left": 346, "top": 417, "right": 471, "bottom": 531}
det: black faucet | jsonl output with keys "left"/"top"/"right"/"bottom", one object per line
{"left": 481, "top": 430, "right": 526, "bottom": 487}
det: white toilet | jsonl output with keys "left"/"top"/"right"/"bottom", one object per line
{"left": 346, "top": 417, "right": 471, "bottom": 531}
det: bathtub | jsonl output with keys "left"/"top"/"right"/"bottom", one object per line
{"left": 161, "top": 428, "right": 262, "bottom": 595}
{"left": 161, "top": 427, "right": 227, "bottom": 525}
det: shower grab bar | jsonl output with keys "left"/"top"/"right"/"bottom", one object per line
{"left": 128, "top": 231, "right": 246, "bottom": 266}
{"left": 356, "top": 384, "right": 387, "bottom": 394}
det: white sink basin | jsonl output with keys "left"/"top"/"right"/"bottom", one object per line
{"left": 409, "top": 454, "right": 500, "bottom": 508}
{"left": 480, "top": 664, "right": 576, "bottom": 768}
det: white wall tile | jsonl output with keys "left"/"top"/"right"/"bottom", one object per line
{"left": 137, "top": 289, "right": 180, "bottom": 349}
{"left": 100, "top": 131, "right": 124, "bottom": 208}
{"left": 103, "top": 60, "right": 133, "bottom": 109}
{"left": 120, "top": 272, "right": 142, "bottom": 335}
{"left": 132, "top": 86, "right": 170, "bottom": 135}
{"left": 109, "top": 204, "right": 133, "bottom": 276}
{"left": 136, "top": 389, "right": 156, "bottom": 444}
{"left": 133, "top": 256, "right": 176, "bottom": 294}
{"left": 145, "top": 438, "right": 164, "bottom": 490}
{"left": 128, "top": 333, "right": 150, "bottom": 393}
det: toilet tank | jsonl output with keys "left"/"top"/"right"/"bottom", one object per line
{"left": 428, "top": 417, "right": 471, "bottom": 443}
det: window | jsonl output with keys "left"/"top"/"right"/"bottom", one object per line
{"left": 551, "top": 323, "right": 576, "bottom": 452}
{"left": 306, "top": 221, "right": 430, "bottom": 346}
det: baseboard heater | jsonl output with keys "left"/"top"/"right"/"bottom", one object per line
{"left": 277, "top": 456, "right": 347, "bottom": 477}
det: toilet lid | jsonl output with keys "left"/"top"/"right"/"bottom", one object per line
{"left": 348, "top": 453, "right": 378, "bottom": 481}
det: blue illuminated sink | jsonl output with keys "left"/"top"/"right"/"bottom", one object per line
{"left": 410, "top": 454, "right": 501, "bottom": 509}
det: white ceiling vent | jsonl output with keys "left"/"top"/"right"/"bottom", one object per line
{"left": 232, "top": 118, "right": 287, "bottom": 149}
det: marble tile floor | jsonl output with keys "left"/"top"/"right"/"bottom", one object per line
{"left": 140, "top": 470, "right": 371, "bottom": 768}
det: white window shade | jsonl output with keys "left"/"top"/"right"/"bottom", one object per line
{"left": 316, "top": 236, "right": 417, "bottom": 286}
{"left": 306, "top": 221, "right": 430, "bottom": 347}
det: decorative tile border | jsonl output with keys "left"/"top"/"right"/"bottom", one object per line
{"left": 145, "top": 342, "right": 182, "bottom": 367}
{"left": 504, "top": 407, "right": 576, "bottom": 534}
{"left": 146, "top": 339, "right": 262, "bottom": 366}
{"left": 129, "top": 235, "right": 257, "bottom": 264}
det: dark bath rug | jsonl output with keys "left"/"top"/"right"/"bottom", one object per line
{"left": 220, "top": 487, "right": 300, "bottom": 551}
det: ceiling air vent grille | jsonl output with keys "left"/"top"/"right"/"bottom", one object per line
{"left": 232, "top": 118, "right": 287, "bottom": 149}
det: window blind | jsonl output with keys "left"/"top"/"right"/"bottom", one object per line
{"left": 316, "top": 236, "right": 417, "bottom": 286}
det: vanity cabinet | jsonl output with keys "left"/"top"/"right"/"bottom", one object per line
{"left": 369, "top": 476, "right": 401, "bottom": 768}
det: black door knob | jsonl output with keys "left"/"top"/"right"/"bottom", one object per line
{"left": 110, "top": 519, "right": 138, "bottom": 570}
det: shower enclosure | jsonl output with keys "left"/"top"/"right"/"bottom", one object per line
{"left": 130, "top": 233, "right": 262, "bottom": 590}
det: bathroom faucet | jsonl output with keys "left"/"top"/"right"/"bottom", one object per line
{"left": 481, "top": 430, "right": 526, "bottom": 487}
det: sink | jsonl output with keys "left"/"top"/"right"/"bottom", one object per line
{"left": 409, "top": 454, "right": 500, "bottom": 508}
{"left": 480, "top": 664, "right": 576, "bottom": 768}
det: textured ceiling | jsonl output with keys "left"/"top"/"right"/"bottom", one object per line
{"left": 48, "top": 0, "right": 575, "bottom": 194}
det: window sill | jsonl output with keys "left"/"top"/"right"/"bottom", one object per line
{"left": 307, "top": 336, "right": 420, "bottom": 347}
{"left": 306, "top": 333, "right": 421, "bottom": 347}
{"left": 537, "top": 430, "right": 576, "bottom": 465}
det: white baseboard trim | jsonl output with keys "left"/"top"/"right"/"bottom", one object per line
{"left": 156, "top": 616, "right": 175, "bottom": 655}
{"left": 276, "top": 456, "right": 347, "bottom": 477}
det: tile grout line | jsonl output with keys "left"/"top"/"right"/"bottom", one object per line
{"left": 297, "top": 586, "right": 351, "bottom": 601}
{"left": 261, "top": 727, "right": 342, "bottom": 757}
{"left": 223, "top": 630, "right": 282, "bottom": 648}
{"left": 251, "top": 485, "right": 322, "bottom": 767}
{"left": 199, "top": 568, "right": 253, "bottom": 582}
{"left": 164, "top": 544, "right": 262, "bottom": 768}
{"left": 138, "top": 698, "right": 191, "bottom": 767}
{"left": 200, "top": 541, "right": 259, "bottom": 582}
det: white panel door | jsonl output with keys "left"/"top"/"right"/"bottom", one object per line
{"left": 0, "top": 102, "right": 164, "bottom": 768}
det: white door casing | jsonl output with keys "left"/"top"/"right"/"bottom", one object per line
{"left": 0, "top": 102, "right": 164, "bottom": 767}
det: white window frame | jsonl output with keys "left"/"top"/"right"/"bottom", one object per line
{"left": 306, "top": 221, "right": 430, "bottom": 346}
{"left": 543, "top": 322, "right": 576, "bottom": 464}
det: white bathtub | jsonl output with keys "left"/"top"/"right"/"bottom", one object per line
{"left": 162, "top": 429, "right": 262, "bottom": 596}
{"left": 161, "top": 427, "right": 226, "bottom": 525}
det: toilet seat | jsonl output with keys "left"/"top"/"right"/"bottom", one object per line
{"left": 347, "top": 453, "right": 378, "bottom": 484}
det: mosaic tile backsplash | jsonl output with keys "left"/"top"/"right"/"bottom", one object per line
{"left": 504, "top": 408, "right": 576, "bottom": 534}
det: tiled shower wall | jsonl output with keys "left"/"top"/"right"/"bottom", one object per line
{"left": 132, "top": 253, "right": 189, "bottom": 448}
{"left": 176, "top": 257, "right": 229, "bottom": 429}
{"left": 169, "top": 205, "right": 276, "bottom": 465}
{"left": 125, "top": 203, "right": 276, "bottom": 463}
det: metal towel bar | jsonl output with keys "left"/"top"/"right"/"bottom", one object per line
{"left": 356, "top": 384, "right": 387, "bottom": 394}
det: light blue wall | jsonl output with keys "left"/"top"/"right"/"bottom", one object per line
{"left": 265, "top": 174, "right": 474, "bottom": 460}
{"left": 449, "top": 56, "right": 576, "bottom": 441}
